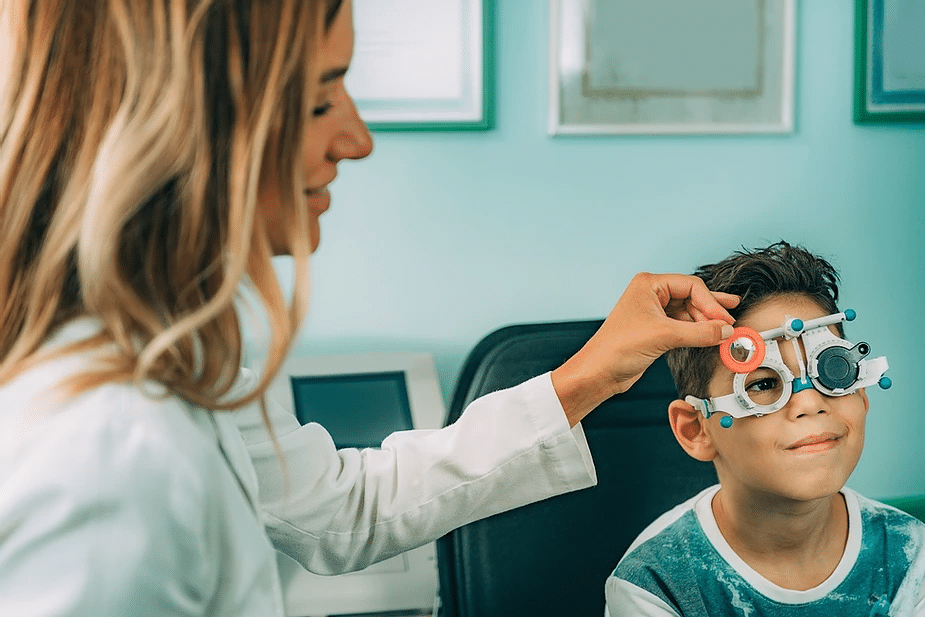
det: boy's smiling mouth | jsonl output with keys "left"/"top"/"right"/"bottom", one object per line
{"left": 786, "top": 432, "right": 842, "bottom": 452}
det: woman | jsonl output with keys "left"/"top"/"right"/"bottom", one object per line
{"left": 0, "top": 0, "right": 737, "bottom": 614}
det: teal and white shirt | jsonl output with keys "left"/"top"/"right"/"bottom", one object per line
{"left": 606, "top": 485, "right": 925, "bottom": 616}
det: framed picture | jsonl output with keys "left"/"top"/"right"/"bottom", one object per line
{"left": 549, "top": 0, "right": 796, "bottom": 135}
{"left": 345, "top": 0, "right": 492, "bottom": 131}
{"left": 854, "top": 0, "right": 925, "bottom": 123}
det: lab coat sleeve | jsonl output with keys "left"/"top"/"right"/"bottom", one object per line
{"left": 0, "top": 392, "right": 215, "bottom": 616}
{"left": 234, "top": 370, "right": 597, "bottom": 574}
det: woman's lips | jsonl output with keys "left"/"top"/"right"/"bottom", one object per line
{"left": 304, "top": 187, "right": 331, "bottom": 214}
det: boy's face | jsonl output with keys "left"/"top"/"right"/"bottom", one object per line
{"left": 704, "top": 294, "right": 869, "bottom": 503}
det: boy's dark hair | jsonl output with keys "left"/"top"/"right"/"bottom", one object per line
{"left": 666, "top": 241, "right": 842, "bottom": 399}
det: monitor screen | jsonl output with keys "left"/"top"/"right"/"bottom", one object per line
{"left": 290, "top": 371, "right": 414, "bottom": 449}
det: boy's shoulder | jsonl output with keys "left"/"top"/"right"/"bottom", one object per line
{"left": 851, "top": 488, "right": 925, "bottom": 565}
{"left": 608, "top": 485, "right": 725, "bottom": 616}
{"left": 614, "top": 487, "right": 925, "bottom": 569}
{"left": 850, "top": 489, "right": 925, "bottom": 615}
{"left": 615, "top": 485, "right": 717, "bottom": 565}
{"left": 853, "top": 488, "right": 925, "bottom": 529}
{"left": 610, "top": 486, "right": 719, "bottom": 591}
{"left": 851, "top": 488, "right": 925, "bottom": 557}
{"left": 608, "top": 486, "right": 925, "bottom": 616}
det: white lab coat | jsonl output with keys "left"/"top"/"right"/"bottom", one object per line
{"left": 0, "top": 319, "right": 596, "bottom": 616}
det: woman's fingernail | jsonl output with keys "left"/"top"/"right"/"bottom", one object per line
{"left": 721, "top": 325, "right": 734, "bottom": 339}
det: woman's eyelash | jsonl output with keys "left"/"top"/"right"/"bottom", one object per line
{"left": 313, "top": 102, "right": 333, "bottom": 117}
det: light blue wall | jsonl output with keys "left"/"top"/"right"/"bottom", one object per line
{"left": 265, "top": 1, "right": 925, "bottom": 500}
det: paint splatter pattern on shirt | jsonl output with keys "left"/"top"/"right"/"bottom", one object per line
{"left": 609, "top": 489, "right": 925, "bottom": 616}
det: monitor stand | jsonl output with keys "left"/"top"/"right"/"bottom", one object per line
{"left": 277, "top": 541, "right": 439, "bottom": 617}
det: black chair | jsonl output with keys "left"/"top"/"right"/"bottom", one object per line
{"left": 437, "top": 320, "right": 718, "bottom": 617}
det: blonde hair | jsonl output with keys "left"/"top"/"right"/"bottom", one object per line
{"left": 0, "top": 0, "right": 329, "bottom": 412}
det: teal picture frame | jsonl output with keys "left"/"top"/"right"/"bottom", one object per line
{"left": 347, "top": 0, "right": 494, "bottom": 132}
{"left": 854, "top": 0, "right": 925, "bottom": 123}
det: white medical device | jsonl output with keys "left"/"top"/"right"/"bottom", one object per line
{"left": 267, "top": 352, "right": 446, "bottom": 617}
{"left": 686, "top": 309, "right": 891, "bottom": 428}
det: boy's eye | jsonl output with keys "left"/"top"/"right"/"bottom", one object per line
{"left": 745, "top": 376, "right": 780, "bottom": 392}
{"left": 743, "top": 370, "right": 784, "bottom": 407}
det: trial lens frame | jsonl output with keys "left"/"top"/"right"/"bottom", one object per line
{"left": 686, "top": 310, "right": 891, "bottom": 427}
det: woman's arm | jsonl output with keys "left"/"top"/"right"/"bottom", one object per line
{"left": 238, "top": 272, "right": 736, "bottom": 573}
{"left": 553, "top": 272, "right": 737, "bottom": 427}
{"left": 237, "top": 371, "right": 595, "bottom": 573}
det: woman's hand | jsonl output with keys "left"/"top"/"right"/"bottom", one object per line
{"left": 551, "top": 272, "right": 739, "bottom": 427}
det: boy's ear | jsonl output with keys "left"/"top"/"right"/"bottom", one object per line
{"left": 856, "top": 387, "right": 870, "bottom": 413}
{"left": 668, "top": 399, "right": 717, "bottom": 462}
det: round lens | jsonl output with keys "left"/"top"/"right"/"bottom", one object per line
{"left": 720, "top": 327, "right": 766, "bottom": 374}
{"left": 743, "top": 367, "right": 786, "bottom": 407}
{"left": 729, "top": 337, "right": 756, "bottom": 363}
{"left": 814, "top": 344, "right": 863, "bottom": 391}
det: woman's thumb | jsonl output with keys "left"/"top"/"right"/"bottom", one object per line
{"left": 672, "top": 320, "right": 734, "bottom": 350}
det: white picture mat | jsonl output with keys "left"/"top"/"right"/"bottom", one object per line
{"left": 879, "top": 0, "right": 925, "bottom": 92}
{"left": 549, "top": 0, "right": 796, "bottom": 134}
{"left": 345, "top": 0, "right": 485, "bottom": 125}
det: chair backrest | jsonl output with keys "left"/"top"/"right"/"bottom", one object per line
{"left": 437, "top": 320, "right": 718, "bottom": 617}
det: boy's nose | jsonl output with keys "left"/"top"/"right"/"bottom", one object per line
{"left": 786, "top": 386, "right": 830, "bottom": 420}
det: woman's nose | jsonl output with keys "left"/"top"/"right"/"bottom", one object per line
{"left": 328, "top": 94, "right": 373, "bottom": 162}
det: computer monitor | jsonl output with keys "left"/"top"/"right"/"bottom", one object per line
{"left": 267, "top": 352, "right": 447, "bottom": 617}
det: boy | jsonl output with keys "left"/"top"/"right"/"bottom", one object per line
{"left": 605, "top": 242, "right": 925, "bottom": 616}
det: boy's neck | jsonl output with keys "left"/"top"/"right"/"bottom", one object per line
{"left": 711, "top": 486, "right": 849, "bottom": 591}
